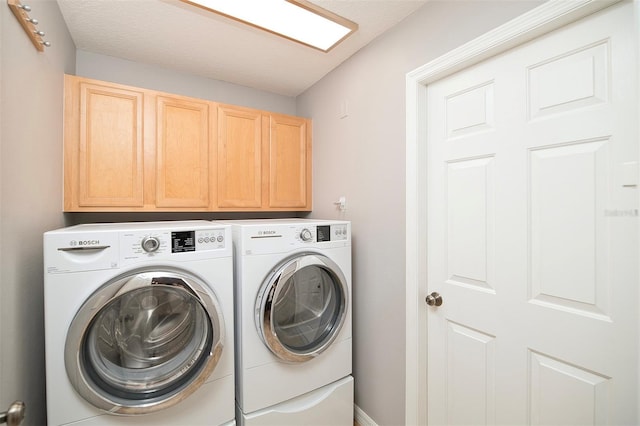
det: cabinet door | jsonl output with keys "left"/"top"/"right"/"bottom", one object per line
{"left": 66, "top": 77, "right": 144, "bottom": 208}
{"left": 267, "top": 113, "right": 311, "bottom": 209}
{"left": 217, "top": 105, "right": 263, "bottom": 208}
{"left": 155, "top": 96, "right": 211, "bottom": 208}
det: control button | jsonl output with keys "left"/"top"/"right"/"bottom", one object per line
{"left": 300, "top": 228, "right": 313, "bottom": 242}
{"left": 217, "top": 235, "right": 224, "bottom": 242}
{"left": 204, "top": 237, "right": 210, "bottom": 243}
{"left": 198, "top": 237, "right": 204, "bottom": 243}
{"left": 141, "top": 236, "right": 160, "bottom": 253}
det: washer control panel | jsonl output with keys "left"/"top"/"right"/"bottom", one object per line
{"left": 122, "top": 228, "right": 226, "bottom": 260}
{"left": 45, "top": 222, "right": 232, "bottom": 273}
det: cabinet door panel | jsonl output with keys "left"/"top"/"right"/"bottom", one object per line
{"left": 268, "top": 114, "right": 311, "bottom": 209}
{"left": 155, "top": 96, "right": 210, "bottom": 208}
{"left": 78, "top": 82, "right": 144, "bottom": 207}
{"left": 217, "top": 106, "right": 263, "bottom": 208}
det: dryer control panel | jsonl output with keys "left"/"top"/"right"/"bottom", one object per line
{"left": 315, "top": 224, "right": 348, "bottom": 242}
{"left": 233, "top": 220, "right": 350, "bottom": 255}
{"left": 297, "top": 224, "right": 349, "bottom": 243}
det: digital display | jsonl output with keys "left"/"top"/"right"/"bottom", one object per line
{"left": 172, "top": 231, "right": 196, "bottom": 253}
{"left": 317, "top": 225, "right": 331, "bottom": 242}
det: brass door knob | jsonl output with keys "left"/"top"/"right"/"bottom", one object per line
{"left": 0, "top": 401, "right": 25, "bottom": 426}
{"left": 425, "top": 292, "right": 443, "bottom": 307}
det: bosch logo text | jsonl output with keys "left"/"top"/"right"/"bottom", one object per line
{"left": 70, "top": 240, "right": 100, "bottom": 246}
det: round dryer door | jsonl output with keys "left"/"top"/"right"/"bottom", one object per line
{"left": 257, "top": 253, "right": 348, "bottom": 363}
{"left": 64, "top": 269, "right": 224, "bottom": 415}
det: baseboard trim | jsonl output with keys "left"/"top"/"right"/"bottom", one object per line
{"left": 354, "top": 404, "right": 378, "bottom": 426}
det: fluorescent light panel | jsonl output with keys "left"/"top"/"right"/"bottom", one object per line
{"left": 182, "top": 0, "right": 357, "bottom": 52}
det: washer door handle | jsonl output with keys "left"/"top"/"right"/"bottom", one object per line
{"left": 57, "top": 245, "right": 111, "bottom": 252}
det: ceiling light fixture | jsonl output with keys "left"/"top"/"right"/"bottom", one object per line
{"left": 180, "top": 0, "right": 358, "bottom": 52}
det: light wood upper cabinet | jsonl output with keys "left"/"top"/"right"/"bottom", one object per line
{"left": 216, "top": 105, "right": 312, "bottom": 211}
{"left": 217, "top": 105, "right": 263, "bottom": 208}
{"left": 155, "top": 95, "right": 212, "bottom": 208}
{"left": 267, "top": 113, "right": 311, "bottom": 209}
{"left": 64, "top": 75, "right": 312, "bottom": 212}
{"left": 64, "top": 75, "right": 145, "bottom": 209}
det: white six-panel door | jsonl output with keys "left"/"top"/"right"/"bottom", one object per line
{"left": 426, "top": 2, "right": 638, "bottom": 424}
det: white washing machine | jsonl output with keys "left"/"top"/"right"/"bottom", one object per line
{"left": 227, "top": 219, "right": 353, "bottom": 426}
{"left": 43, "top": 221, "right": 235, "bottom": 426}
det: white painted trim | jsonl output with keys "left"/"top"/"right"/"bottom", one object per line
{"left": 0, "top": 2, "right": 3, "bottom": 410}
{"left": 636, "top": 2, "right": 640, "bottom": 423}
{"left": 354, "top": 404, "right": 379, "bottom": 426}
{"left": 406, "top": 0, "right": 620, "bottom": 86}
{"left": 404, "top": 1, "right": 622, "bottom": 424}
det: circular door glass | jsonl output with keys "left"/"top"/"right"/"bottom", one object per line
{"left": 259, "top": 254, "right": 347, "bottom": 362}
{"left": 85, "top": 285, "right": 209, "bottom": 396}
{"left": 65, "top": 271, "right": 224, "bottom": 414}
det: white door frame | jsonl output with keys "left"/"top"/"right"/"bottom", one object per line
{"left": 404, "top": 0, "right": 625, "bottom": 424}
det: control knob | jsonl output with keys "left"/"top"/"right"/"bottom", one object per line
{"left": 300, "top": 228, "right": 313, "bottom": 242}
{"left": 141, "top": 236, "right": 161, "bottom": 253}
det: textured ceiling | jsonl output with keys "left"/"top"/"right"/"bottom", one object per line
{"left": 56, "top": 0, "right": 428, "bottom": 97}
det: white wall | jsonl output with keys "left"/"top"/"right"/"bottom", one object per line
{"left": 297, "top": 1, "right": 544, "bottom": 424}
{"left": 0, "top": 1, "right": 76, "bottom": 424}
{"left": 76, "top": 50, "right": 297, "bottom": 115}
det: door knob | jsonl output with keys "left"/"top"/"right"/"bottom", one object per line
{"left": 425, "top": 292, "right": 443, "bottom": 307}
{"left": 0, "top": 401, "right": 25, "bottom": 426}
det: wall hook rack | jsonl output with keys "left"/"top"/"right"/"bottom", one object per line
{"left": 7, "top": 0, "right": 51, "bottom": 52}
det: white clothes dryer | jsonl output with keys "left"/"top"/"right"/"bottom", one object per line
{"left": 43, "top": 221, "right": 235, "bottom": 426}
{"left": 227, "top": 219, "right": 353, "bottom": 426}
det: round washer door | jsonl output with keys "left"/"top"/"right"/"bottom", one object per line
{"left": 64, "top": 269, "right": 224, "bottom": 415}
{"left": 257, "top": 253, "right": 348, "bottom": 363}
